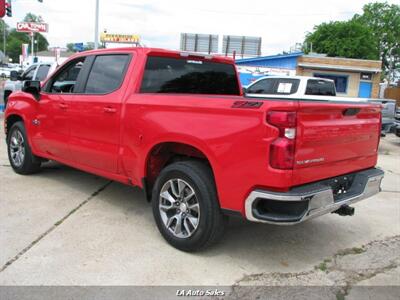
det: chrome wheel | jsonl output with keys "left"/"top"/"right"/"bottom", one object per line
{"left": 9, "top": 129, "right": 25, "bottom": 168}
{"left": 159, "top": 178, "right": 200, "bottom": 238}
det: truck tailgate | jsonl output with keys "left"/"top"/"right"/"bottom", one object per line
{"left": 292, "top": 101, "right": 381, "bottom": 185}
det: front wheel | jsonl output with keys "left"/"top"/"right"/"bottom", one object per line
{"left": 7, "top": 121, "right": 41, "bottom": 174}
{"left": 152, "top": 160, "right": 227, "bottom": 252}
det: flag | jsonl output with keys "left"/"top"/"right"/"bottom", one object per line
{"left": 21, "top": 44, "right": 29, "bottom": 61}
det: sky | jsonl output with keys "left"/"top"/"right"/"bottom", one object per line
{"left": 6, "top": 0, "right": 399, "bottom": 55}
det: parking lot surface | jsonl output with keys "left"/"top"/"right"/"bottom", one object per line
{"left": 0, "top": 115, "right": 399, "bottom": 293}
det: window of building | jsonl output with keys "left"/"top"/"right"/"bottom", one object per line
{"left": 314, "top": 73, "right": 348, "bottom": 93}
{"left": 85, "top": 55, "right": 130, "bottom": 94}
{"left": 140, "top": 56, "right": 240, "bottom": 95}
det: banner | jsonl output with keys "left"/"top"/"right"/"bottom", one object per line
{"left": 21, "top": 44, "right": 29, "bottom": 61}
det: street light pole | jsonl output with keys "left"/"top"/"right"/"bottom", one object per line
{"left": 94, "top": 0, "right": 99, "bottom": 49}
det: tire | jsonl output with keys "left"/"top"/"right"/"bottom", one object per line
{"left": 151, "top": 160, "right": 227, "bottom": 252}
{"left": 4, "top": 90, "right": 12, "bottom": 108}
{"left": 7, "top": 121, "right": 41, "bottom": 174}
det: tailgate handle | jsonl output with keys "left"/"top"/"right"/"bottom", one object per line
{"left": 343, "top": 108, "right": 361, "bottom": 116}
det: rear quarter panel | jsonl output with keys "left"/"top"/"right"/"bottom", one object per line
{"left": 121, "top": 94, "right": 298, "bottom": 213}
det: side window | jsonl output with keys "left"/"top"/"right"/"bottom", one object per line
{"left": 84, "top": 55, "right": 129, "bottom": 94}
{"left": 306, "top": 79, "right": 336, "bottom": 96}
{"left": 247, "top": 79, "right": 276, "bottom": 94}
{"left": 36, "top": 65, "right": 51, "bottom": 81}
{"left": 273, "top": 79, "right": 300, "bottom": 95}
{"left": 49, "top": 57, "right": 85, "bottom": 93}
{"left": 23, "top": 66, "right": 37, "bottom": 81}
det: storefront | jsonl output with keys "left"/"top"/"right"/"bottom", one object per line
{"left": 236, "top": 53, "right": 382, "bottom": 98}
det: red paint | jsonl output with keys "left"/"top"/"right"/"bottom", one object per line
{"left": 0, "top": 0, "right": 5, "bottom": 18}
{"left": 4, "top": 47, "right": 382, "bottom": 216}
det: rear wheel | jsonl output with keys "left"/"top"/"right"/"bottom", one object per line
{"left": 7, "top": 121, "right": 41, "bottom": 174}
{"left": 152, "top": 160, "right": 227, "bottom": 252}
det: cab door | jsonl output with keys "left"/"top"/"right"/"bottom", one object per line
{"left": 30, "top": 57, "right": 88, "bottom": 160}
{"left": 67, "top": 54, "right": 131, "bottom": 173}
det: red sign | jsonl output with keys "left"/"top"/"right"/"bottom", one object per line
{"left": 16, "top": 22, "right": 48, "bottom": 33}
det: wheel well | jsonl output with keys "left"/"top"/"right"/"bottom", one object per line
{"left": 144, "top": 142, "right": 213, "bottom": 200}
{"left": 5, "top": 115, "right": 23, "bottom": 137}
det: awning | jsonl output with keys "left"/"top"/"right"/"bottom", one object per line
{"left": 298, "top": 62, "right": 381, "bottom": 73}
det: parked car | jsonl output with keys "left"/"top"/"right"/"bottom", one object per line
{"left": 3, "top": 63, "right": 57, "bottom": 108}
{"left": 245, "top": 76, "right": 395, "bottom": 135}
{"left": 368, "top": 99, "right": 397, "bottom": 136}
{"left": 243, "top": 75, "right": 338, "bottom": 97}
{"left": 4, "top": 48, "right": 384, "bottom": 251}
{"left": 394, "top": 107, "right": 400, "bottom": 137}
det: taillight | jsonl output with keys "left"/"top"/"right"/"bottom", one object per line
{"left": 267, "top": 111, "right": 297, "bottom": 169}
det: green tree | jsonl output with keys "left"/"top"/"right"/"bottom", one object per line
{"left": 304, "top": 19, "right": 379, "bottom": 60}
{"left": 354, "top": 2, "right": 400, "bottom": 80}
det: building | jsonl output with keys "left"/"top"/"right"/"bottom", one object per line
{"left": 236, "top": 52, "right": 382, "bottom": 98}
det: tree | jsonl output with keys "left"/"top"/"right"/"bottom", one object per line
{"left": 354, "top": 2, "right": 400, "bottom": 81}
{"left": 304, "top": 19, "right": 379, "bottom": 60}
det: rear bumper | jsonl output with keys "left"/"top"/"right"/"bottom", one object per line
{"left": 245, "top": 168, "right": 384, "bottom": 225}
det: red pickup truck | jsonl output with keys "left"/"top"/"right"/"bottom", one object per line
{"left": 4, "top": 48, "right": 384, "bottom": 251}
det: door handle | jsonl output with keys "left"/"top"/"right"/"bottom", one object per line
{"left": 103, "top": 106, "right": 117, "bottom": 113}
{"left": 59, "top": 102, "right": 68, "bottom": 110}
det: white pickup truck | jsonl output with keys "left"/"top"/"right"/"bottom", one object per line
{"left": 3, "top": 63, "right": 57, "bottom": 108}
{"left": 244, "top": 76, "right": 397, "bottom": 135}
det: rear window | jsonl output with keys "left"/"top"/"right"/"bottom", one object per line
{"left": 305, "top": 79, "right": 336, "bottom": 96}
{"left": 247, "top": 78, "right": 300, "bottom": 95}
{"left": 140, "top": 56, "right": 240, "bottom": 95}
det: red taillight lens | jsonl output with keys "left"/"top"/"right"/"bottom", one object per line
{"left": 270, "top": 138, "right": 295, "bottom": 169}
{"left": 267, "top": 111, "right": 297, "bottom": 170}
{"left": 267, "top": 111, "right": 296, "bottom": 128}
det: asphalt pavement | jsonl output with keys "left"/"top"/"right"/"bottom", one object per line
{"left": 0, "top": 114, "right": 399, "bottom": 298}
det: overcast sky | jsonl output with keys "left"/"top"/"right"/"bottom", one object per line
{"left": 7, "top": 0, "right": 398, "bottom": 55}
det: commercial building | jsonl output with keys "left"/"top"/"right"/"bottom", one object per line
{"left": 236, "top": 53, "right": 382, "bottom": 98}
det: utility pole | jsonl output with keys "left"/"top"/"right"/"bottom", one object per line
{"left": 94, "top": 0, "right": 99, "bottom": 49}
{"left": 2, "top": 19, "right": 5, "bottom": 61}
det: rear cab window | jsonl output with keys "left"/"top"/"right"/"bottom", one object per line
{"left": 305, "top": 79, "right": 336, "bottom": 96}
{"left": 140, "top": 56, "right": 240, "bottom": 95}
{"left": 247, "top": 78, "right": 300, "bottom": 95}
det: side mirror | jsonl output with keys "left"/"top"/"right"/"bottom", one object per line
{"left": 10, "top": 71, "right": 19, "bottom": 81}
{"left": 22, "top": 80, "right": 41, "bottom": 100}
{"left": 242, "top": 87, "right": 247, "bottom": 94}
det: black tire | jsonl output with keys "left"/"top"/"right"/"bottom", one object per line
{"left": 7, "top": 121, "right": 41, "bottom": 174}
{"left": 151, "top": 160, "right": 227, "bottom": 252}
{"left": 4, "top": 90, "right": 12, "bottom": 108}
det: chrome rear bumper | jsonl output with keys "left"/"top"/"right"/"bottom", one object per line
{"left": 245, "top": 168, "right": 384, "bottom": 225}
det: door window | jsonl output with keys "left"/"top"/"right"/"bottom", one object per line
{"left": 247, "top": 78, "right": 300, "bottom": 95}
{"left": 84, "top": 55, "right": 130, "bottom": 94}
{"left": 36, "top": 65, "right": 51, "bottom": 81}
{"left": 48, "top": 57, "right": 85, "bottom": 93}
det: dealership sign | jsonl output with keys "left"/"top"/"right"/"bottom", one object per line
{"left": 16, "top": 22, "right": 49, "bottom": 33}
{"left": 100, "top": 32, "right": 140, "bottom": 44}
